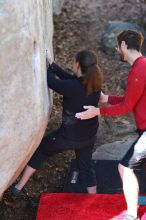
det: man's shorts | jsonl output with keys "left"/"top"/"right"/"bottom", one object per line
{"left": 120, "top": 130, "right": 146, "bottom": 169}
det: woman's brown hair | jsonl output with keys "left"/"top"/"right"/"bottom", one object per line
{"left": 75, "top": 50, "right": 103, "bottom": 96}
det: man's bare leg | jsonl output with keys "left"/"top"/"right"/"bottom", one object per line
{"left": 118, "top": 164, "right": 139, "bottom": 218}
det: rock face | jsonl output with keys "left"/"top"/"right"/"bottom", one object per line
{"left": 101, "top": 21, "right": 146, "bottom": 55}
{"left": 53, "top": 0, "right": 65, "bottom": 15}
{"left": 93, "top": 136, "right": 137, "bottom": 160}
{"left": 0, "top": 0, "right": 53, "bottom": 197}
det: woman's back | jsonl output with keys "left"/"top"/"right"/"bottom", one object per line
{"left": 47, "top": 63, "right": 100, "bottom": 141}
{"left": 61, "top": 78, "right": 100, "bottom": 141}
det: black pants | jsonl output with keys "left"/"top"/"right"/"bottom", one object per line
{"left": 28, "top": 129, "right": 97, "bottom": 188}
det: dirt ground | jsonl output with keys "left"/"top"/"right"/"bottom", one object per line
{"left": 0, "top": 0, "right": 146, "bottom": 219}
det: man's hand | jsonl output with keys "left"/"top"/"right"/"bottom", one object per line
{"left": 100, "top": 91, "right": 108, "bottom": 103}
{"left": 75, "top": 106, "right": 100, "bottom": 120}
{"left": 46, "top": 48, "right": 53, "bottom": 67}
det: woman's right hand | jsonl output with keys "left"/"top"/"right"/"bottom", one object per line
{"left": 100, "top": 91, "right": 108, "bottom": 103}
{"left": 46, "top": 48, "right": 53, "bottom": 67}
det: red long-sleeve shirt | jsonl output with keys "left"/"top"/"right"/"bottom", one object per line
{"left": 100, "top": 56, "right": 146, "bottom": 131}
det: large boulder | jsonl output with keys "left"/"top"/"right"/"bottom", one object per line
{"left": 101, "top": 21, "right": 146, "bottom": 55}
{"left": 0, "top": 0, "right": 53, "bottom": 197}
{"left": 53, "top": 0, "right": 65, "bottom": 15}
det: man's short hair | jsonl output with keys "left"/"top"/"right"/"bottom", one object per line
{"left": 117, "top": 30, "right": 144, "bottom": 51}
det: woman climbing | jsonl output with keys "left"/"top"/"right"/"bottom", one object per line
{"left": 11, "top": 49, "right": 103, "bottom": 195}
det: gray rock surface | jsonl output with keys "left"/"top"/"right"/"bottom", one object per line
{"left": 0, "top": 0, "right": 53, "bottom": 197}
{"left": 53, "top": 0, "right": 65, "bottom": 15}
{"left": 101, "top": 21, "right": 146, "bottom": 55}
{"left": 93, "top": 135, "right": 137, "bottom": 160}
